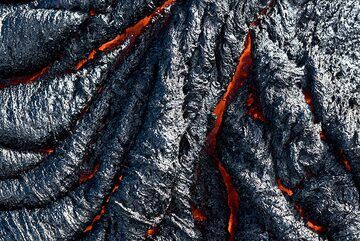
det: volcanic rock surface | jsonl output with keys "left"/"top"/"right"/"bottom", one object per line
{"left": 0, "top": 0, "right": 358, "bottom": 240}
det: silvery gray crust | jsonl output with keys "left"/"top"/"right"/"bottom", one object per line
{"left": 0, "top": 0, "right": 358, "bottom": 240}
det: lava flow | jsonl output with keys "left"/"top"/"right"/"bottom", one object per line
{"left": 245, "top": 85, "right": 267, "bottom": 122}
{"left": 75, "top": 0, "right": 176, "bottom": 70}
{"left": 277, "top": 179, "right": 326, "bottom": 234}
{"left": 145, "top": 227, "right": 158, "bottom": 238}
{"left": 294, "top": 203, "right": 326, "bottom": 234}
{"left": 276, "top": 179, "right": 294, "bottom": 197}
{"left": 79, "top": 162, "right": 100, "bottom": 184}
{"left": 83, "top": 175, "right": 123, "bottom": 232}
{"left": 206, "top": 32, "right": 253, "bottom": 241}
{"left": 191, "top": 205, "right": 208, "bottom": 222}
{"left": 302, "top": 88, "right": 351, "bottom": 172}
{"left": 0, "top": 66, "right": 49, "bottom": 89}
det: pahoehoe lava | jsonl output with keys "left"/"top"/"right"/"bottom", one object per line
{"left": 0, "top": 0, "right": 358, "bottom": 240}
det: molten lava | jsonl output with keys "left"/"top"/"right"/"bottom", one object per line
{"left": 294, "top": 203, "right": 326, "bottom": 234}
{"left": 246, "top": 86, "right": 267, "bottom": 122}
{"left": 75, "top": 0, "right": 176, "bottom": 70}
{"left": 37, "top": 148, "right": 55, "bottom": 155}
{"left": 307, "top": 220, "right": 326, "bottom": 234}
{"left": 319, "top": 131, "right": 327, "bottom": 142}
{"left": 303, "top": 88, "right": 351, "bottom": 172}
{"left": 276, "top": 179, "right": 294, "bottom": 197}
{"left": 89, "top": 9, "right": 96, "bottom": 16}
{"left": 145, "top": 227, "right": 158, "bottom": 238}
{"left": 0, "top": 66, "right": 49, "bottom": 89}
{"left": 303, "top": 88, "right": 315, "bottom": 113}
{"left": 338, "top": 150, "right": 351, "bottom": 172}
{"left": 79, "top": 163, "right": 100, "bottom": 184}
{"left": 206, "top": 32, "right": 253, "bottom": 241}
{"left": 83, "top": 175, "right": 123, "bottom": 232}
{"left": 192, "top": 208, "right": 207, "bottom": 222}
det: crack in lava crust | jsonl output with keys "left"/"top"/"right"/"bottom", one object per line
{"left": 206, "top": 32, "right": 253, "bottom": 241}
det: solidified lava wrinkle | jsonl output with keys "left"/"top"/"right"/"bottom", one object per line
{"left": 206, "top": 32, "right": 253, "bottom": 241}
{"left": 75, "top": 0, "right": 176, "bottom": 70}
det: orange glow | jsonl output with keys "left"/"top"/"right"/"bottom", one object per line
{"left": 206, "top": 32, "right": 253, "bottom": 241}
{"left": 294, "top": 203, "right": 326, "bottom": 234}
{"left": 319, "top": 131, "right": 326, "bottom": 141}
{"left": 75, "top": 50, "right": 97, "bottom": 70}
{"left": 303, "top": 88, "right": 315, "bottom": 113}
{"left": 0, "top": 66, "right": 50, "bottom": 89}
{"left": 192, "top": 208, "right": 207, "bottom": 222}
{"left": 83, "top": 176, "right": 123, "bottom": 233}
{"left": 307, "top": 220, "right": 326, "bottom": 234}
{"left": 145, "top": 227, "right": 158, "bottom": 237}
{"left": 89, "top": 9, "right": 96, "bottom": 16}
{"left": 338, "top": 150, "right": 351, "bottom": 172}
{"left": 79, "top": 163, "right": 100, "bottom": 184}
{"left": 84, "top": 205, "right": 106, "bottom": 232}
{"left": 218, "top": 162, "right": 239, "bottom": 239}
{"left": 276, "top": 179, "right": 294, "bottom": 197}
{"left": 246, "top": 90, "right": 267, "bottom": 122}
{"left": 75, "top": 0, "right": 175, "bottom": 70}
{"left": 38, "top": 148, "right": 55, "bottom": 155}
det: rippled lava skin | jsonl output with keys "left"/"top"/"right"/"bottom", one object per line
{"left": 0, "top": 0, "right": 359, "bottom": 241}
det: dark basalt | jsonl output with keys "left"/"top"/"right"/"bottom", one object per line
{"left": 0, "top": 0, "right": 358, "bottom": 241}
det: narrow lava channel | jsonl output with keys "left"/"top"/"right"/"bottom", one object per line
{"left": 303, "top": 87, "right": 352, "bottom": 172}
{"left": 75, "top": 0, "right": 176, "bottom": 70}
{"left": 80, "top": 0, "right": 177, "bottom": 233}
{"left": 206, "top": 32, "right": 253, "bottom": 241}
{"left": 205, "top": 1, "right": 278, "bottom": 239}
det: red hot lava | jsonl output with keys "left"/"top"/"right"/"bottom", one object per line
{"left": 206, "top": 32, "right": 253, "bottom": 241}
{"left": 0, "top": 66, "right": 49, "bottom": 89}
{"left": 84, "top": 175, "right": 123, "bottom": 232}
{"left": 277, "top": 179, "right": 326, "bottom": 234}
{"left": 302, "top": 88, "right": 351, "bottom": 172}
{"left": 192, "top": 208, "right": 207, "bottom": 222}
{"left": 276, "top": 179, "right": 294, "bottom": 197}
{"left": 75, "top": 0, "right": 176, "bottom": 70}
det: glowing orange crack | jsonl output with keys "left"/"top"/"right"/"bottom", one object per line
{"left": 303, "top": 88, "right": 351, "bottom": 172}
{"left": 79, "top": 162, "right": 100, "bottom": 184}
{"left": 0, "top": 66, "right": 50, "bottom": 89}
{"left": 276, "top": 179, "right": 294, "bottom": 197}
{"left": 75, "top": 0, "right": 176, "bottom": 70}
{"left": 206, "top": 32, "right": 253, "bottom": 241}
{"left": 192, "top": 207, "right": 207, "bottom": 222}
{"left": 294, "top": 203, "right": 326, "bottom": 234}
{"left": 83, "top": 175, "right": 123, "bottom": 232}
{"left": 277, "top": 180, "right": 326, "bottom": 234}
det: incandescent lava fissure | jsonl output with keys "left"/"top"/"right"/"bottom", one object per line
{"left": 0, "top": 0, "right": 359, "bottom": 240}
{"left": 206, "top": 32, "right": 252, "bottom": 241}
